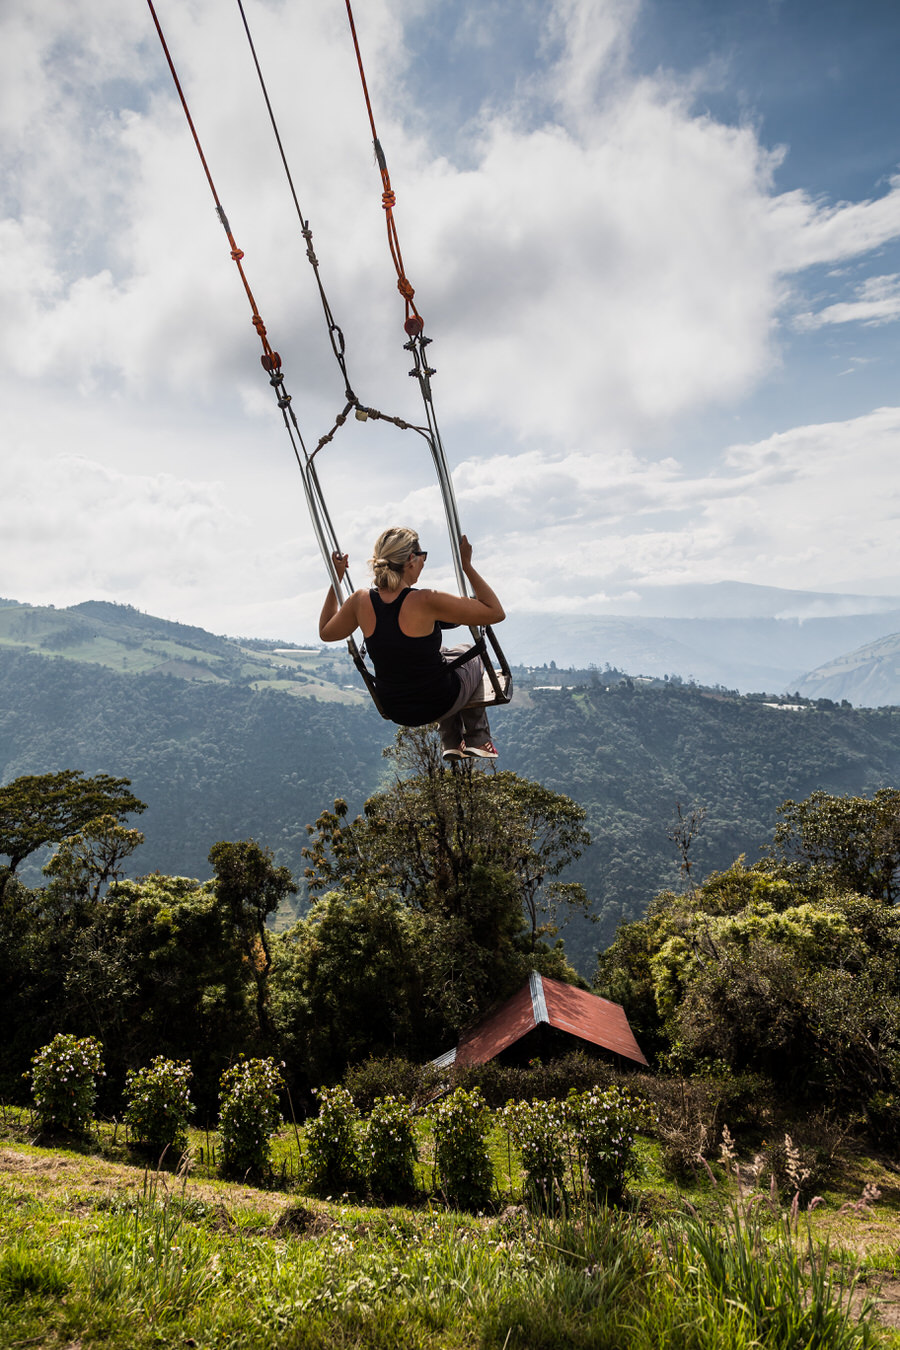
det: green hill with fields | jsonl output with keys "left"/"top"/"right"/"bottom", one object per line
{"left": 3, "top": 600, "right": 900, "bottom": 974}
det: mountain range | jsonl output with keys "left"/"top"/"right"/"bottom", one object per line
{"left": 4, "top": 591, "right": 900, "bottom": 976}
{"left": 501, "top": 582, "right": 900, "bottom": 703}
{"left": 6, "top": 582, "right": 900, "bottom": 705}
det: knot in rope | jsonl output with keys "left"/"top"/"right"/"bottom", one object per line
{"left": 231, "top": 247, "right": 244, "bottom": 261}
{"left": 397, "top": 277, "right": 415, "bottom": 301}
{"left": 252, "top": 315, "right": 267, "bottom": 337}
{"left": 381, "top": 190, "right": 396, "bottom": 210}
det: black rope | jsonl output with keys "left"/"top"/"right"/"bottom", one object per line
{"left": 227, "top": 0, "right": 512, "bottom": 711}
{"left": 235, "top": 0, "right": 355, "bottom": 400}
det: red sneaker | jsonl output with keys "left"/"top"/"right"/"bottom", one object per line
{"left": 464, "top": 740, "right": 498, "bottom": 759}
{"left": 442, "top": 742, "right": 467, "bottom": 761}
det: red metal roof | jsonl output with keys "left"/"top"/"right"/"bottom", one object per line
{"left": 453, "top": 973, "right": 648, "bottom": 1067}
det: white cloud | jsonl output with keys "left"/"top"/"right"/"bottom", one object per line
{"left": 795, "top": 272, "right": 900, "bottom": 330}
{"left": 541, "top": 0, "right": 640, "bottom": 118}
{"left": 9, "top": 0, "right": 900, "bottom": 444}
{"left": 423, "top": 407, "right": 900, "bottom": 609}
{"left": 3, "top": 0, "right": 900, "bottom": 637}
{"left": 770, "top": 178, "right": 900, "bottom": 272}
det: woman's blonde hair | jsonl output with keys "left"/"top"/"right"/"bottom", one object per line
{"left": 369, "top": 527, "right": 419, "bottom": 592}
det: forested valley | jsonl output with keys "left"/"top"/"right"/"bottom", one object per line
{"left": 4, "top": 615, "right": 900, "bottom": 1122}
{"left": 4, "top": 626, "right": 900, "bottom": 974}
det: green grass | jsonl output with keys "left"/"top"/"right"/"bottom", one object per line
{"left": 0, "top": 1171, "right": 884, "bottom": 1349}
{"left": 0, "top": 601, "right": 363, "bottom": 701}
{"left": 1, "top": 1109, "right": 898, "bottom": 1349}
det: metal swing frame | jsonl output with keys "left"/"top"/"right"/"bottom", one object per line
{"left": 147, "top": 0, "right": 513, "bottom": 720}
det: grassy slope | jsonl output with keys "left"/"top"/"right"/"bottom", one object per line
{"left": 1, "top": 1112, "right": 899, "bottom": 1348}
{"left": 0, "top": 600, "right": 363, "bottom": 706}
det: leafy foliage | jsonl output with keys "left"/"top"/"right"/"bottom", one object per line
{"left": 343, "top": 1055, "right": 437, "bottom": 1112}
{"left": 451, "top": 1051, "right": 611, "bottom": 1108}
{"left": 501, "top": 1097, "right": 568, "bottom": 1205}
{"left": 44, "top": 872, "right": 258, "bottom": 1113}
{"left": 42, "top": 813, "right": 144, "bottom": 905}
{"left": 363, "top": 1094, "right": 418, "bottom": 1199}
{"left": 208, "top": 839, "right": 297, "bottom": 1040}
{"left": 124, "top": 1056, "right": 193, "bottom": 1157}
{"left": 274, "top": 889, "right": 422, "bottom": 1082}
{"left": 567, "top": 1085, "right": 645, "bottom": 1203}
{"left": 302, "top": 727, "right": 588, "bottom": 1047}
{"left": 771, "top": 788, "right": 900, "bottom": 901}
{"left": 429, "top": 1086, "right": 494, "bottom": 1211}
{"left": 597, "top": 808, "right": 900, "bottom": 1117}
{"left": 0, "top": 769, "right": 144, "bottom": 900}
{"left": 304, "top": 1085, "right": 362, "bottom": 1193}
{"left": 217, "top": 1056, "right": 284, "bottom": 1178}
{"left": 30, "top": 1032, "right": 103, "bottom": 1135}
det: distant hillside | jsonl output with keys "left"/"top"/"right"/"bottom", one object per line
{"left": 0, "top": 599, "right": 363, "bottom": 706}
{"left": 0, "top": 647, "right": 391, "bottom": 919}
{"left": 502, "top": 609, "right": 900, "bottom": 691}
{"left": 7, "top": 587, "right": 900, "bottom": 695}
{"left": 5, "top": 612, "right": 900, "bottom": 974}
{"left": 500, "top": 682, "right": 900, "bottom": 967}
{"left": 798, "top": 630, "right": 900, "bottom": 707}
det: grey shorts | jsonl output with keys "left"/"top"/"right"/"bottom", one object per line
{"left": 441, "top": 645, "right": 485, "bottom": 717}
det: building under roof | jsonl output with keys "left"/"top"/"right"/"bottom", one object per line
{"left": 432, "top": 972, "right": 648, "bottom": 1070}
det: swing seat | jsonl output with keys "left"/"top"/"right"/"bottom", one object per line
{"left": 464, "top": 658, "right": 513, "bottom": 710}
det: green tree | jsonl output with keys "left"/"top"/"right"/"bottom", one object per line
{"left": 208, "top": 840, "right": 298, "bottom": 1041}
{"left": 42, "top": 815, "right": 144, "bottom": 907}
{"left": 51, "top": 874, "right": 257, "bottom": 1112}
{"left": 0, "top": 770, "right": 145, "bottom": 900}
{"left": 597, "top": 853, "right": 900, "bottom": 1107}
{"left": 302, "top": 728, "right": 588, "bottom": 1039}
{"left": 274, "top": 888, "right": 420, "bottom": 1080}
{"left": 771, "top": 788, "right": 900, "bottom": 902}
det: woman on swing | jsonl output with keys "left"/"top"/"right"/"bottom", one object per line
{"left": 319, "top": 527, "right": 505, "bottom": 760}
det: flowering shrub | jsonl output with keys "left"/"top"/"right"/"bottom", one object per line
{"left": 501, "top": 1097, "right": 569, "bottom": 1206}
{"left": 30, "top": 1033, "right": 103, "bottom": 1135}
{"left": 305, "top": 1085, "right": 362, "bottom": 1192}
{"left": 567, "top": 1085, "right": 644, "bottom": 1203}
{"left": 429, "top": 1086, "right": 493, "bottom": 1211}
{"left": 218, "top": 1056, "right": 284, "bottom": 1177}
{"left": 124, "top": 1056, "right": 193, "bottom": 1157}
{"left": 364, "top": 1094, "right": 418, "bottom": 1198}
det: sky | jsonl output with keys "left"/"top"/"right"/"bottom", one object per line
{"left": 3, "top": 0, "right": 900, "bottom": 641}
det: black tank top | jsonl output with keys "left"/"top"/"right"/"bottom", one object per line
{"left": 365, "top": 588, "right": 461, "bottom": 726}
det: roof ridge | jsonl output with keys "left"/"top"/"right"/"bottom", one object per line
{"left": 529, "top": 970, "right": 548, "bottom": 1025}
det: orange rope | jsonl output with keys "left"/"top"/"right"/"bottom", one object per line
{"left": 145, "top": 0, "right": 282, "bottom": 372}
{"left": 344, "top": 0, "right": 424, "bottom": 337}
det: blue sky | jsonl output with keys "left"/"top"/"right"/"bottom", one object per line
{"left": 2, "top": 0, "right": 900, "bottom": 639}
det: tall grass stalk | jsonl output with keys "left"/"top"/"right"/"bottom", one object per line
{"left": 660, "top": 1199, "right": 877, "bottom": 1350}
{"left": 79, "top": 1166, "right": 218, "bottom": 1323}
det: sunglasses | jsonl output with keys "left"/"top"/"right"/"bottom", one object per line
{"left": 410, "top": 547, "right": 428, "bottom": 560}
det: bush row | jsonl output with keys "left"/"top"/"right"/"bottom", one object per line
{"left": 28, "top": 1038, "right": 840, "bottom": 1206}
{"left": 26, "top": 1036, "right": 646, "bottom": 1208}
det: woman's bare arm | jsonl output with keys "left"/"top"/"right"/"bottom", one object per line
{"left": 319, "top": 553, "right": 362, "bottom": 641}
{"left": 421, "top": 536, "right": 505, "bottom": 627}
